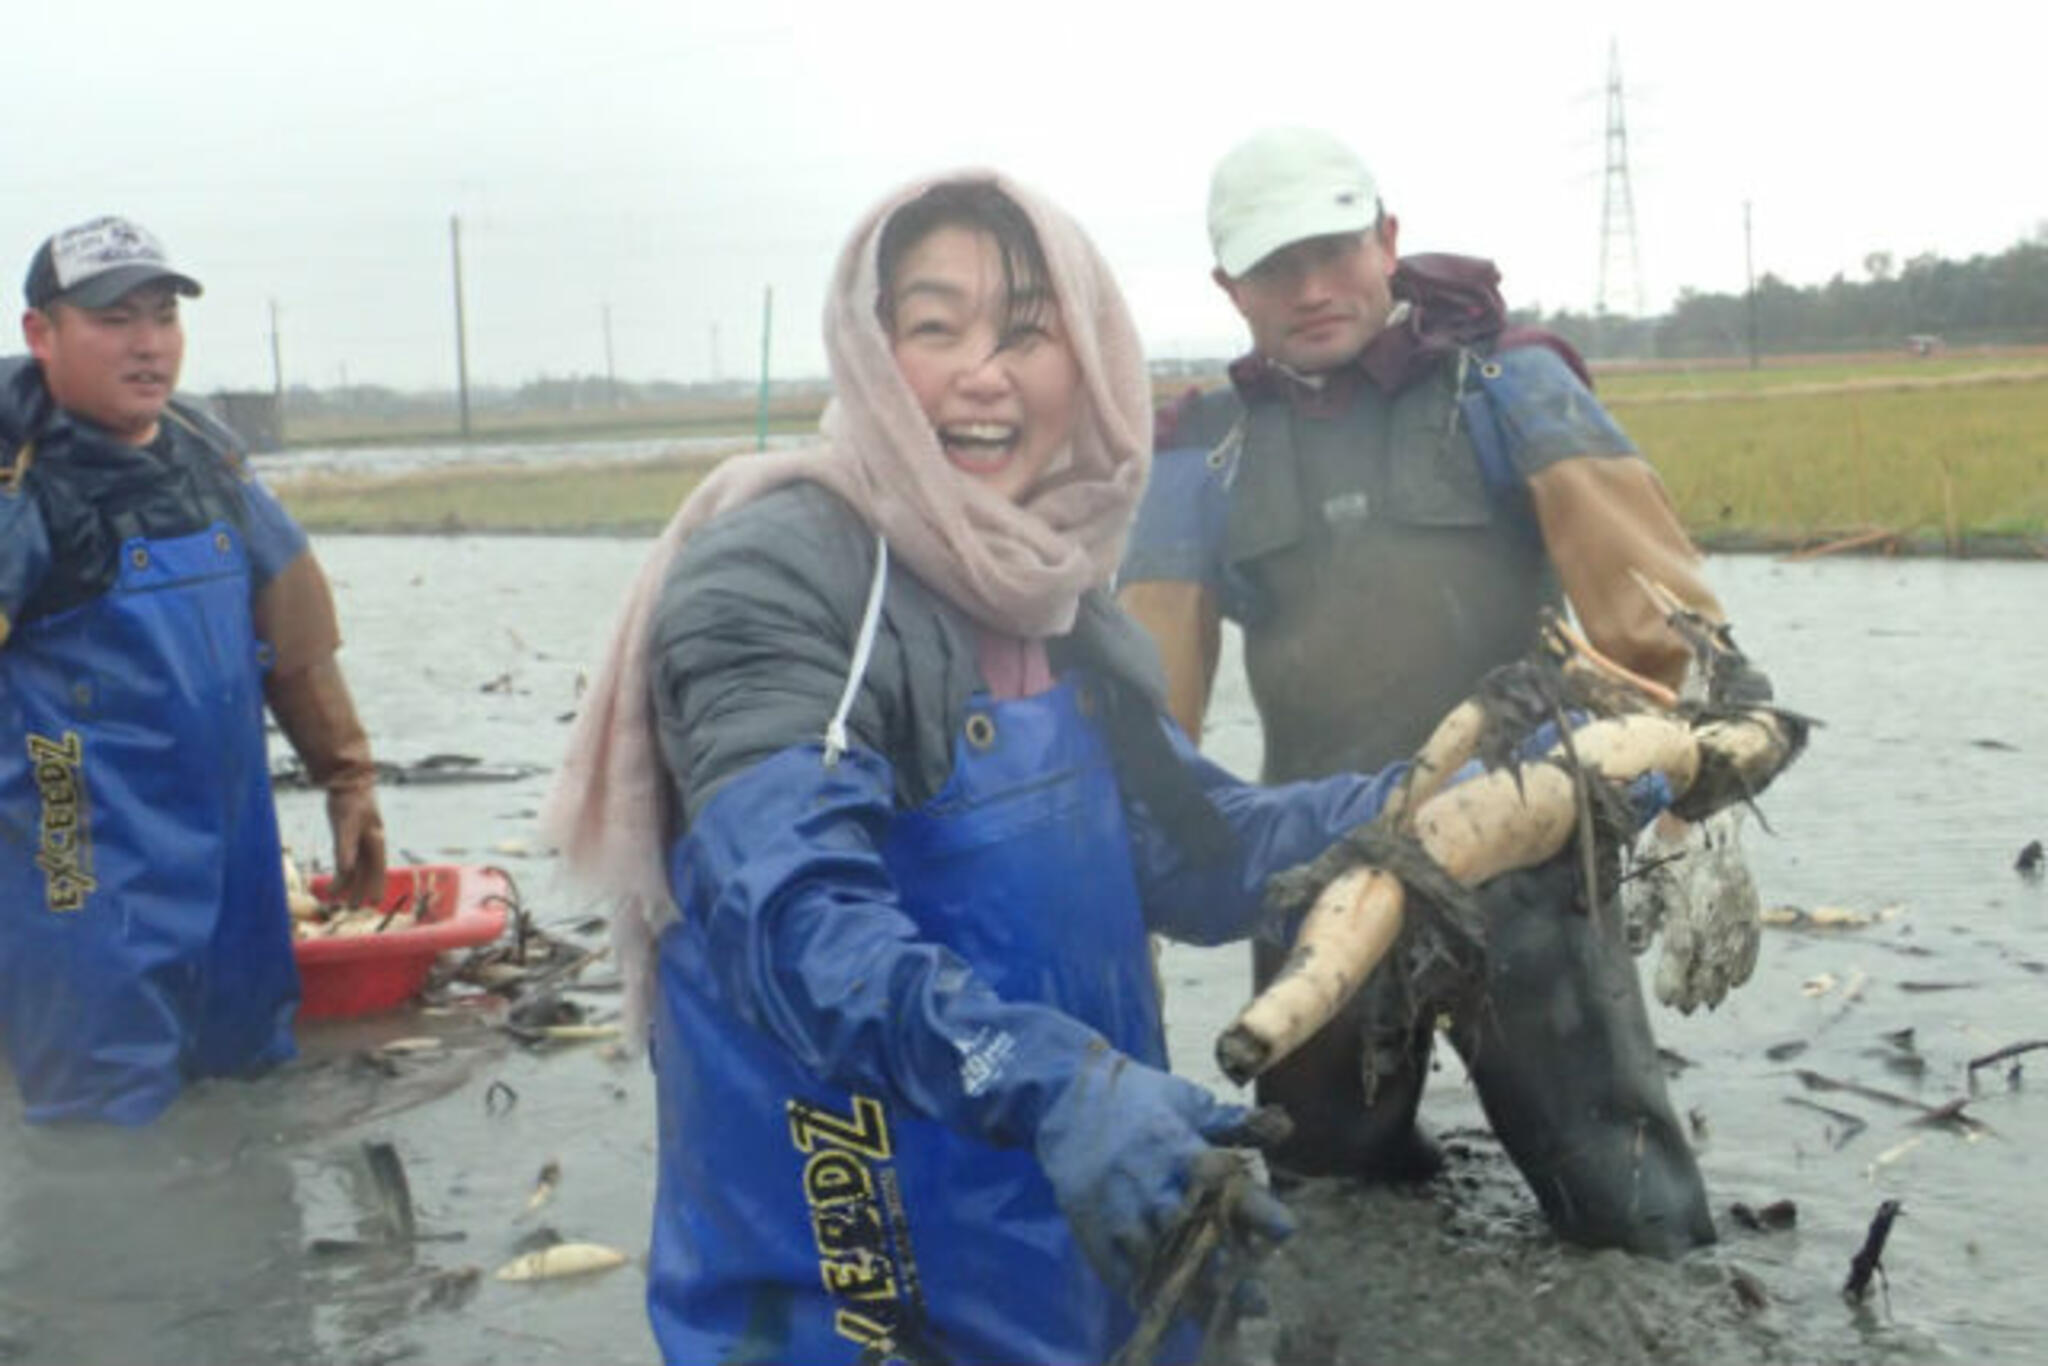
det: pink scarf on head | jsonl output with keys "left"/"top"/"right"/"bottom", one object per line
{"left": 538, "top": 170, "right": 1153, "bottom": 1041}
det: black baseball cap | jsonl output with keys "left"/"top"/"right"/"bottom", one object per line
{"left": 24, "top": 215, "right": 203, "bottom": 310}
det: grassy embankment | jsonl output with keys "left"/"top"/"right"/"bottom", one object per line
{"left": 283, "top": 391, "right": 825, "bottom": 449}
{"left": 274, "top": 354, "right": 2048, "bottom": 553}
{"left": 273, "top": 449, "right": 735, "bottom": 535}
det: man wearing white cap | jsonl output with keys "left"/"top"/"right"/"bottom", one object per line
{"left": 1118, "top": 128, "right": 1749, "bottom": 1255}
{"left": 0, "top": 215, "right": 385, "bottom": 1124}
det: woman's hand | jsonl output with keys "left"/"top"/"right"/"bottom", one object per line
{"left": 1034, "top": 1044, "right": 1294, "bottom": 1312}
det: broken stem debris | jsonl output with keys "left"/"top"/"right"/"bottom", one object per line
{"left": 1966, "top": 1039, "right": 2048, "bottom": 1074}
{"left": 1843, "top": 1199, "right": 1903, "bottom": 1304}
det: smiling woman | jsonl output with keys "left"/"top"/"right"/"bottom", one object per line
{"left": 537, "top": 171, "right": 1459, "bottom": 1365}
{"left": 877, "top": 183, "right": 1082, "bottom": 503}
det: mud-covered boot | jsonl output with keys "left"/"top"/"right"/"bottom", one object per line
{"left": 1253, "top": 941, "right": 1442, "bottom": 1184}
{"left": 1449, "top": 857, "right": 1716, "bottom": 1257}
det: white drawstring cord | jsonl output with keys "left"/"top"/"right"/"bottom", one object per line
{"left": 822, "top": 534, "right": 889, "bottom": 767}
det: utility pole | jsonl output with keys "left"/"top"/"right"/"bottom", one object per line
{"left": 449, "top": 215, "right": 473, "bottom": 439}
{"left": 267, "top": 299, "right": 284, "bottom": 402}
{"left": 1744, "top": 201, "right": 1760, "bottom": 370}
{"left": 1596, "top": 39, "right": 1646, "bottom": 353}
{"left": 710, "top": 323, "right": 721, "bottom": 384}
{"left": 755, "top": 287, "right": 773, "bottom": 451}
{"left": 602, "top": 302, "right": 618, "bottom": 408}
{"left": 267, "top": 298, "right": 286, "bottom": 447}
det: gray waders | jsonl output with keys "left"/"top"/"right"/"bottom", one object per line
{"left": 1256, "top": 856, "right": 1715, "bottom": 1257}
{"left": 1449, "top": 857, "right": 1715, "bottom": 1256}
{"left": 1223, "top": 357, "right": 1711, "bottom": 1254}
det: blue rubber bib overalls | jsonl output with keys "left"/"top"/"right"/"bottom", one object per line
{"left": 0, "top": 522, "right": 298, "bottom": 1125}
{"left": 651, "top": 679, "right": 1170, "bottom": 1365}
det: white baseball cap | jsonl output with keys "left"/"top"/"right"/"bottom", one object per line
{"left": 1207, "top": 128, "right": 1381, "bottom": 278}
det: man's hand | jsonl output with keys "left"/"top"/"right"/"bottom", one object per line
{"left": 1625, "top": 808, "right": 1762, "bottom": 1013}
{"left": 326, "top": 781, "right": 387, "bottom": 909}
{"left": 267, "top": 655, "right": 388, "bottom": 909}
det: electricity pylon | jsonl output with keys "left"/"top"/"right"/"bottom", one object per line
{"left": 1597, "top": 40, "right": 1646, "bottom": 322}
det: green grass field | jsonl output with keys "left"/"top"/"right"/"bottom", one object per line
{"left": 274, "top": 451, "right": 725, "bottom": 534}
{"left": 274, "top": 354, "right": 2048, "bottom": 553}
{"left": 1595, "top": 347, "right": 2048, "bottom": 399}
{"left": 1607, "top": 362, "right": 2048, "bottom": 551}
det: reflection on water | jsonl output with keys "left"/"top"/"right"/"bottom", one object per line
{"left": 0, "top": 1036, "right": 497, "bottom": 1366}
{"left": 2, "top": 1112, "right": 312, "bottom": 1365}
{"left": 3, "top": 540, "right": 2042, "bottom": 1364}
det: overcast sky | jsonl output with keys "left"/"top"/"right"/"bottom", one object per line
{"left": 7, "top": 0, "right": 2039, "bottom": 393}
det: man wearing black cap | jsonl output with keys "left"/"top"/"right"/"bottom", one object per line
{"left": 1117, "top": 129, "right": 1758, "bottom": 1256}
{"left": 0, "top": 214, "right": 386, "bottom": 1125}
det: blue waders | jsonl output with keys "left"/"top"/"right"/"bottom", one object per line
{"left": 0, "top": 523, "right": 298, "bottom": 1125}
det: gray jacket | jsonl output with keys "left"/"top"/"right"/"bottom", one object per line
{"left": 649, "top": 480, "right": 1172, "bottom": 826}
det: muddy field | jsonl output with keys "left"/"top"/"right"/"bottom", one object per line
{"left": 2, "top": 541, "right": 2042, "bottom": 1365}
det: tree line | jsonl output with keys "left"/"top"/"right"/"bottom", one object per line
{"left": 1514, "top": 233, "right": 2048, "bottom": 360}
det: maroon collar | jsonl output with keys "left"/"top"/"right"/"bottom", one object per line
{"left": 1227, "top": 252, "right": 1591, "bottom": 414}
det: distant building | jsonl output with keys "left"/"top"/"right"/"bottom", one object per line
{"left": 209, "top": 391, "right": 285, "bottom": 452}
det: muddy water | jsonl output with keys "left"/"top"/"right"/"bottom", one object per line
{"left": 1174, "top": 555, "right": 2048, "bottom": 1365}
{"left": 2, "top": 543, "right": 2042, "bottom": 1365}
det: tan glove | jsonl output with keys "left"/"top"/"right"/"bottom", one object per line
{"left": 268, "top": 656, "right": 387, "bottom": 908}
{"left": 1527, "top": 455, "right": 1725, "bottom": 693}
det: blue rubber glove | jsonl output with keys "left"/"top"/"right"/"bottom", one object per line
{"left": 1129, "top": 720, "right": 1413, "bottom": 947}
{"left": 1033, "top": 1044, "right": 1295, "bottom": 1305}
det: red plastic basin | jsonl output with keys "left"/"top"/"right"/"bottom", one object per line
{"left": 294, "top": 864, "right": 512, "bottom": 1020}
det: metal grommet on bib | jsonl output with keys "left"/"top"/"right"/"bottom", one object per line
{"left": 964, "top": 713, "right": 997, "bottom": 751}
{"left": 1480, "top": 361, "right": 1503, "bottom": 380}
{"left": 128, "top": 546, "right": 150, "bottom": 570}
{"left": 214, "top": 530, "right": 232, "bottom": 553}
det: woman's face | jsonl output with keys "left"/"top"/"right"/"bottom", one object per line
{"left": 886, "top": 224, "right": 1081, "bottom": 503}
